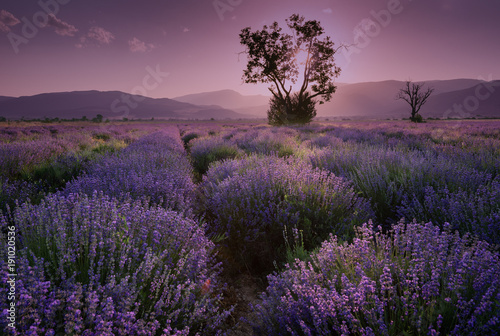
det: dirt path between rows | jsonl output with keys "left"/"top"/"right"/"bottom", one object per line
{"left": 222, "top": 272, "right": 266, "bottom": 335}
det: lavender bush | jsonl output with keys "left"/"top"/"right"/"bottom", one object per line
{"left": 398, "top": 178, "right": 500, "bottom": 246}
{"left": 252, "top": 221, "right": 500, "bottom": 335}
{"left": 310, "top": 138, "right": 500, "bottom": 243}
{"left": 230, "top": 127, "right": 299, "bottom": 157}
{"left": 181, "top": 132, "right": 200, "bottom": 147}
{"left": 64, "top": 129, "right": 196, "bottom": 214}
{"left": 198, "top": 156, "right": 373, "bottom": 274}
{"left": 0, "top": 124, "right": 151, "bottom": 180}
{"left": 188, "top": 136, "right": 243, "bottom": 178}
{"left": 0, "top": 124, "right": 154, "bottom": 212}
{"left": 0, "top": 192, "right": 231, "bottom": 335}
{"left": 310, "top": 145, "right": 426, "bottom": 225}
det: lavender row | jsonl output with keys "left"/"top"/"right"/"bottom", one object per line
{"left": 0, "top": 192, "right": 231, "bottom": 335}
{"left": 0, "top": 124, "right": 157, "bottom": 213}
{"left": 185, "top": 121, "right": 500, "bottom": 246}
{"left": 310, "top": 141, "right": 500, "bottom": 244}
{"left": 63, "top": 127, "right": 196, "bottom": 214}
{"left": 252, "top": 220, "right": 500, "bottom": 335}
{"left": 0, "top": 124, "right": 154, "bottom": 180}
{"left": 197, "top": 155, "right": 373, "bottom": 274}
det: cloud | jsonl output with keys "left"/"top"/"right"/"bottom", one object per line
{"left": 323, "top": 8, "right": 333, "bottom": 14}
{"left": 87, "top": 26, "right": 114, "bottom": 44}
{"left": 128, "top": 37, "right": 155, "bottom": 52}
{"left": 183, "top": 27, "right": 190, "bottom": 33}
{"left": 0, "top": 10, "right": 20, "bottom": 32}
{"left": 76, "top": 26, "right": 114, "bottom": 48}
{"left": 46, "top": 14, "right": 77, "bottom": 36}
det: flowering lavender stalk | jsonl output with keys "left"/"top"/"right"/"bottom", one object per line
{"left": 0, "top": 192, "right": 231, "bottom": 335}
{"left": 252, "top": 220, "right": 500, "bottom": 335}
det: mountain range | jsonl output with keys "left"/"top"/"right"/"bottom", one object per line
{"left": 0, "top": 91, "right": 254, "bottom": 120}
{"left": 0, "top": 79, "right": 498, "bottom": 120}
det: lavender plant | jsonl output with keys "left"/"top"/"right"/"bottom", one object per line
{"left": 0, "top": 192, "right": 231, "bottom": 335}
{"left": 64, "top": 130, "right": 196, "bottom": 214}
{"left": 252, "top": 221, "right": 500, "bottom": 335}
{"left": 188, "top": 136, "right": 243, "bottom": 179}
{"left": 398, "top": 178, "right": 500, "bottom": 246}
{"left": 198, "top": 156, "right": 373, "bottom": 274}
{"left": 230, "top": 127, "right": 299, "bottom": 157}
{"left": 0, "top": 124, "right": 154, "bottom": 212}
{"left": 310, "top": 139, "right": 500, "bottom": 240}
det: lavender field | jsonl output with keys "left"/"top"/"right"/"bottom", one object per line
{"left": 1, "top": 120, "right": 499, "bottom": 335}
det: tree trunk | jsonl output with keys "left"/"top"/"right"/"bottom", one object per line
{"left": 411, "top": 108, "right": 417, "bottom": 121}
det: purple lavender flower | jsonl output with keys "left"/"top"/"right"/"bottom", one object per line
{"left": 198, "top": 155, "right": 373, "bottom": 274}
{"left": 251, "top": 220, "right": 500, "bottom": 335}
{"left": 0, "top": 192, "right": 232, "bottom": 335}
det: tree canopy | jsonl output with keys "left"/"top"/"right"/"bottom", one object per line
{"left": 240, "top": 14, "right": 341, "bottom": 125}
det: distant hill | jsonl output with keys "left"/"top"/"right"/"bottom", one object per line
{"left": 424, "top": 79, "right": 486, "bottom": 94}
{"left": 174, "top": 89, "right": 269, "bottom": 110}
{"left": 317, "top": 79, "right": 500, "bottom": 119}
{"left": 0, "top": 96, "right": 14, "bottom": 102}
{"left": 421, "top": 81, "right": 500, "bottom": 118}
{"left": 0, "top": 91, "right": 255, "bottom": 120}
{"left": 1, "top": 80, "right": 498, "bottom": 121}
{"left": 171, "top": 79, "right": 499, "bottom": 120}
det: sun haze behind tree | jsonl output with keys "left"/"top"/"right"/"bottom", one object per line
{"left": 239, "top": 14, "right": 341, "bottom": 125}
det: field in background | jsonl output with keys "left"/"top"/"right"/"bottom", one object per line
{"left": 1, "top": 120, "right": 499, "bottom": 335}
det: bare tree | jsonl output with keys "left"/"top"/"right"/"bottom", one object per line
{"left": 397, "top": 81, "right": 434, "bottom": 122}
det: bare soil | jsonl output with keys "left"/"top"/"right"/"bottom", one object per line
{"left": 222, "top": 272, "right": 266, "bottom": 335}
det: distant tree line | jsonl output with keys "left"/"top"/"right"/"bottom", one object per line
{"left": 0, "top": 114, "right": 112, "bottom": 123}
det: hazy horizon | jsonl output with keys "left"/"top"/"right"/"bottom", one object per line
{"left": 0, "top": 77, "right": 497, "bottom": 100}
{"left": 1, "top": 0, "right": 499, "bottom": 99}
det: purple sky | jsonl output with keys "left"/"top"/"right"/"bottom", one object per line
{"left": 1, "top": 0, "right": 499, "bottom": 98}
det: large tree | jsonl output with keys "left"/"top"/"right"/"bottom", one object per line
{"left": 397, "top": 81, "right": 434, "bottom": 122}
{"left": 239, "top": 14, "right": 341, "bottom": 125}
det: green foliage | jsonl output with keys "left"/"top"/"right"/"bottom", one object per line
{"left": 190, "top": 137, "right": 242, "bottom": 180}
{"left": 283, "top": 225, "right": 314, "bottom": 267}
{"left": 92, "top": 132, "right": 110, "bottom": 141}
{"left": 411, "top": 113, "right": 424, "bottom": 123}
{"left": 181, "top": 132, "right": 199, "bottom": 148}
{"left": 92, "top": 114, "right": 104, "bottom": 123}
{"left": 20, "top": 141, "right": 126, "bottom": 195}
{"left": 268, "top": 92, "right": 317, "bottom": 125}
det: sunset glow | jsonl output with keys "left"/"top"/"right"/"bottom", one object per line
{"left": 1, "top": 0, "right": 499, "bottom": 99}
